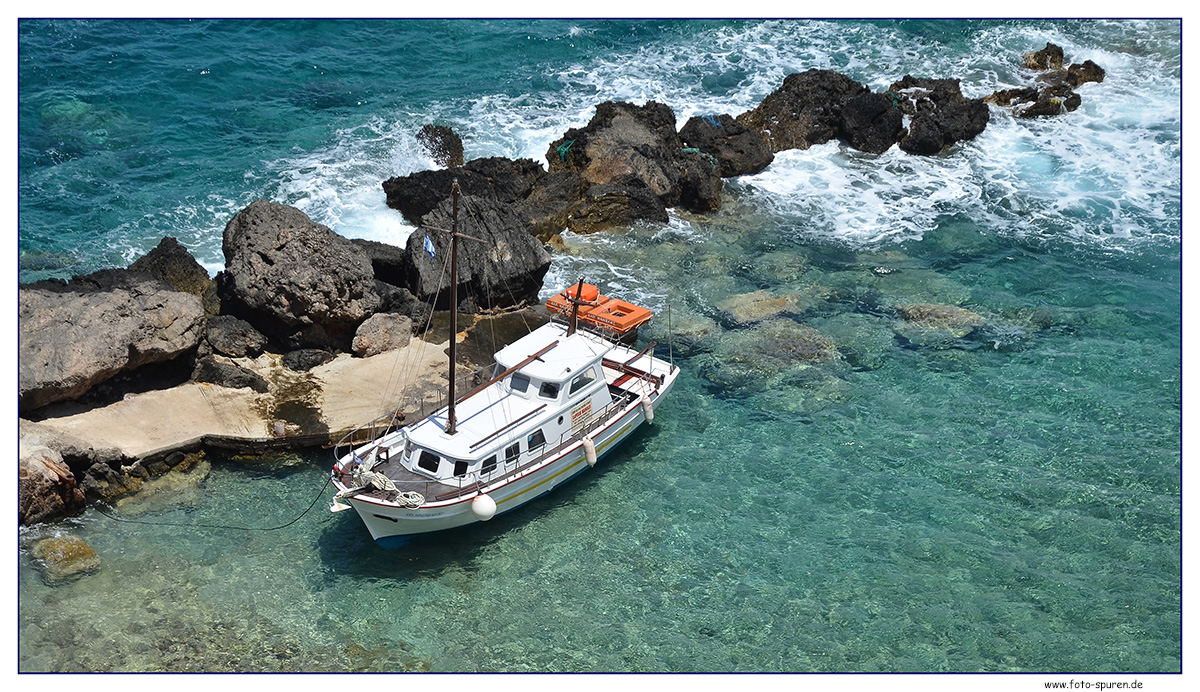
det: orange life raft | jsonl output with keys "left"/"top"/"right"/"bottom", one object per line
{"left": 545, "top": 283, "right": 653, "bottom": 338}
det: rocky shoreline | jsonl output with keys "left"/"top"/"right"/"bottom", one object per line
{"left": 17, "top": 45, "right": 1104, "bottom": 530}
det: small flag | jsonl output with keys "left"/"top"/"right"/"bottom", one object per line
{"left": 424, "top": 235, "right": 436, "bottom": 258}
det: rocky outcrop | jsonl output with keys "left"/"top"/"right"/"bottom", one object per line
{"left": 417, "top": 124, "right": 464, "bottom": 168}
{"left": 518, "top": 171, "right": 590, "bottom": 239}
{"left": 547, "top": 100, "right": 723, "bottom": 218}
{"left": 352, "top": 313, "right": 413, "bottom": 357}
{"left": 403, "top": 193, "right": 551, "bottom": 310}
{"left": 218, "top": 200, "right": 381, "bottom": 351}
{"left": 128, "top": 236, "right": 220, "bottom": 317}
{"left": 737, "top": 69, "right": 869, "bottom": 152}
{"left": 204, "top": 315, "right": 268, "bottom": 358}
{"left": 382, "top": 156, "right": 546, "bottom": 224}
{"left": 839, "top": 91, "right": 905, "bottom": 154}
{"left": 986, "top": 42, "right": 1105, "bottom": 118}
{"left": 19, "top": 273, "right": 206, "bottom": 412}
{"left": 679, "top": 113, "right": 774, "bottom": 177}
{"left": 888, "top": 76, "right": 990, "bottom": 155}
{"left": 19, "top": 446, "right": 86, "bottom": 525}
{"left": 567, "top": 179, "right": 670, "bottom": 234}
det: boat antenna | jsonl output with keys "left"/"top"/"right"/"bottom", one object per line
{"left": 420, "top": 180, "right": 485, "bottom": 435}
{"left": 566, "top": 275, "right": 586, "bottom": 337}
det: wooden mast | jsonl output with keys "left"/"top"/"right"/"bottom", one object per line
{"left": 421, "top": 180, "right": 484, "bottom": 436}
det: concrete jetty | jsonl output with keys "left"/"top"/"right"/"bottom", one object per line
{"left": 27, "top": 336, "right": 452, "bottom": 461}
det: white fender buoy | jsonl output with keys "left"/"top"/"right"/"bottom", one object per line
{"left": 471, "top": 494, "right": 497, "bottom": 521}
{"left": 583, "top": 437, "right": 597, "bottom": 467}
{"left": 641, "top": 396, "right": 654, "bottom": 424}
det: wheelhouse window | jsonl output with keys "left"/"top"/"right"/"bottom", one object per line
{"left": 505, "top": 442, "right": 521, "bottom": 464}
{"left": 481, "top": 455, "right": 498, "bottom": 474}
{"left": 417, "top": 450, "right": 441, "bottom": 474}
{"left": 527, "top": 429, "right": 546, "bottom": 451}
{"left": 569, "top": 367, "right": 597, "bottom": 396}
{"left": 539, "top": 381, "right": 560, "bottom": 400}
{"left": 510, "top": 373, "right": 530, "bottom": 394}
{"left": 453, "top": 459, "right": 469, "bottom": 477}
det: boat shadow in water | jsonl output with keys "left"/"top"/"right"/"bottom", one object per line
{"left": 313, "top": 425, "right": 658, "bottom": 581}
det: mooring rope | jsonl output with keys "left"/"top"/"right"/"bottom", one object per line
{"left": 91, "top": 472, "right": 333, "bottom": 532}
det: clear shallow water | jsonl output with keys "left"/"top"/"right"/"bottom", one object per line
{"left": 17, "top": 19, "right": 1180, "bottom": 673}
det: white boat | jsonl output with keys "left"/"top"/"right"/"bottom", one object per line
{"left": 329, "top": 185, "right": 678, "bottom": 547}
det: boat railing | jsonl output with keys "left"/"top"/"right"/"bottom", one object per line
{"left": 339, "top": 385, "right": 639, "bottom": 503}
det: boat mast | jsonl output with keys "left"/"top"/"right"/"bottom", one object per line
{"left": 421, "top": 180, "right": 484, "bottom": 436}
{"left": 566, "top": 276, "right": 586, "bottom": 337}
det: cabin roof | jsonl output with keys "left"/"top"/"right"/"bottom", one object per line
{"left": 495, "top": 322, "right": 611, "bottom": 383}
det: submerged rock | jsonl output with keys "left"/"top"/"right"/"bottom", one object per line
{"left": 30, "top": 535, "right": 101, "bottom": 584}
{"left": 697, "top": 318, "right": 841, "bottom": 395}
{"left": 894, "top": 303, "right": 987, "bottom": 348}
{"left": 716, "top": 289, "right": 805, "bottom": 328}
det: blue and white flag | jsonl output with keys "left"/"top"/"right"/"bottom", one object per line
{"left": 424, "top": 234, "right": 436, "bottom": 258}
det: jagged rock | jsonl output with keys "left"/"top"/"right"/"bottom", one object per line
{"left": 547, "top": 100, "right": 722, "bottom": 214}
{"left": 129, "top": 237, "right": 220, "bottom": 316}
{"left": 675, "top": 148, "right": 723, "bottom": 212}
{"left": 417, "top": 124, "right": 464, "bottom": 167}
{"left": 283, "top": 348, "right": 336, "bottom": 372}
{"left": 382, "top": 156, "right": 546, "bottom": 224}
{"left": 518, "top": 171, "right": 589, "bottom": 239}
{"left": 191, "top": 356, "right": 270, "bottom": 393}
{"left": 1023, "top": 42, "right": 1064, "bottom": 71}
{"left": 19, "top": 274, "right": 206, "bottom": 411}
{"left": 839, "top": 91, "right": 905, "bottom": 154}
{"left": 351, "top": 238, "right": 410, "bottom": 287}
{"left": 352, "top": 313, "right": 413, "bottom": 357}
{"left": 373, "top": 280, "right": 431, "bottom": 328}
{"left": 218, "top": 200, "right": 381, "bottom": 351}
{"left": 889, "top": 76, "right": 989, "bottom": 154}
{"left": 678, "top": 113, "right": 774, "bottom": 177}
{"left": 737, "top": 69, "right": 869, "bottom": 152}
{"left": 403, "top": 193, "right": 551, "bottom": 310}
{"left": 204, "top": 315, "right": 268, "bottom": 358}
{"left": 568, "top": 179, "right": 670, "bottom": 234}
{"left": 1068, "top": 60, "right": 1106, "bottom": 86}
{"left": 30, "top": 535, "right": 101, "bottom": 583}
{"left": 19, "top": 446, "right": 86, "bottom": 525}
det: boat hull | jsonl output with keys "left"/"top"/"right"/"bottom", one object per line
{"left": 342, "top": 381, "right": 673, "bottom": 545}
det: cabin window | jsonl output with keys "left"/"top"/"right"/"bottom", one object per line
{"left": 453, "top": 459, "right": 469, "bottom": 477}
{"left": 505, "top": 442, "right": 521, "bottom": 464}
{"left": 539, "top": 381, "right": 560, "bottom": 399}
{"left": 528, "top": 429, "right": 546, "bottom": 451}
{"left": 481, "top": 455, "right": 497, "bottom": 474}
{"left": 510, "top": 373, "right": 530, "bottom": 394}
{"left": 569, "top": 367, "right": 597, "bottom": 395}
{"left": 417, "top": 450, "right": 441, "bottom": 474}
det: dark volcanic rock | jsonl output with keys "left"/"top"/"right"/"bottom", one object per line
{"left": 128, "top": 237, "right": 220, "bottom": 316}
{"left": 373, "top": 280, "right": 432, "bottom": 327}
{"left": 889, "top": 76, "right": 990, "bottom": 154}
{"left": 517, "top": 171, "right": 589, "bottom": 240}
{"left": 283, "top": 349, "right": 336, "bottom": 371}
{"left": 548, "top": 100, "right": 721, "bottom": 211}
{"left": 675, "top": 148, "right": 724, "bottom": 212}
{"left": 191, "top": 356, "right": 270, "bottom": 393}
{"left": 568, "top": 179, "right": 670, "bottom": 234}
{"left": 987, "top": 44, "right": 1103, "bottom": 119}
{"left": 737, "top": 69, "right": 869, "bottom": 152}
{"left": 678, "top": 113, "right": 774, "bottom": 177}
{"left": 382, "top": 157, "right": 546, "bottom": 224}
{"left": 218, "top": 200, "right": 381, "bottom": 351}
{"left": 403, "top": 194, "right": 551, "bottom": 310}
{"left": 204, "top": 315, "right": 268, "bottom": 358}
{"left": 417, "top": 124, "right": 464, "bottom": 168}
{"left": 839, "top": 91, "right": 905, "bottom": 154}
{"left": 1068, "top": 60, "right": 1106, "bottom": 86}
{"left": 19, "top": 274, "right": 206, "bottom": 411}
{"left": 351, "top": 238, "right": 409, "bottom": 287}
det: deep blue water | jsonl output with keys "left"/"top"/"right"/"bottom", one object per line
{"left": 17, "top": 19, "right": 1181, "bottom": 674}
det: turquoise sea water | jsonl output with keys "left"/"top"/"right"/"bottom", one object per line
{"left": 17, "top": 19, "right": 1181, "bottom": 674}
